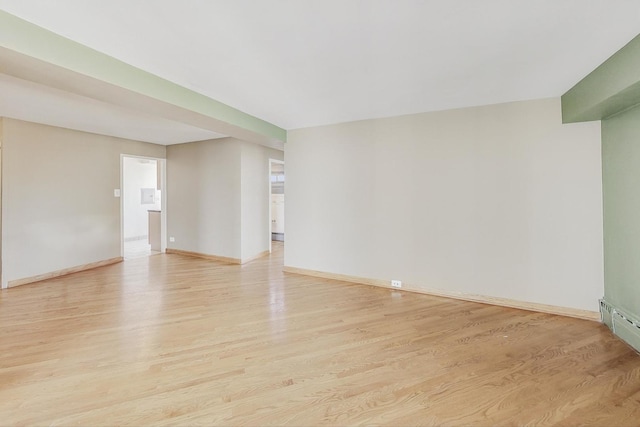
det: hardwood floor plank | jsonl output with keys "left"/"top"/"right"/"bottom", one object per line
{"left": 0, "top": 242, "right": 638, "bottom": 426}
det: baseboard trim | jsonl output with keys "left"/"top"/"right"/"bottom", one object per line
{"left": 8, "top": 257, "right": 124, "bottom": 288}
{"left": 166, "top": 248, "right": 241, "bottom": 265}
{"left": 241, "top": 250, "right": 270, "bottom": 264}
{"left": 283, "top": 266, "right": 601, "bottom": 322}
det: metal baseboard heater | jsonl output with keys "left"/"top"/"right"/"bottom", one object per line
{"left": 600, "top": 299, "right": 640, "bottom": 353}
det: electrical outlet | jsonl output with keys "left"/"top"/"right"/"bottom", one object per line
{"left": 169, "top": 237, "right": 175, "bottom": 242}
{"left": 391, "top": 280, "right": 402, "bottom": 288}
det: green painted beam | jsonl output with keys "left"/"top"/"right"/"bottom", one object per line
{"left": 562, "top": 33, "right": 640, "bottom": 123}
{"left": 0, "top": 9, "right": 286, "bottom": 142}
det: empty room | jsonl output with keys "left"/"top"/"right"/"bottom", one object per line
{"left": 1, "top": 1, "right": 640, "bottom": 425}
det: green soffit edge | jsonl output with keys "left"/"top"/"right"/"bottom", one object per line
{"left": 0, "top": 9, "right": 286, "bottom": 142}
{"left": 562, "top": 33, "right": 640, "bottom": 123}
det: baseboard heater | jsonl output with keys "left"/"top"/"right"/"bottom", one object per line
{"left": 600, "top": 299, "right": 640, "bottom": 353}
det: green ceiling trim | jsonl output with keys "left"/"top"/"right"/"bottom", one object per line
{"left": 0, "top": 9, "right": 286, "bottom": 142}
{"left": 562, "top": 33, "right": 640, "bottom": 123}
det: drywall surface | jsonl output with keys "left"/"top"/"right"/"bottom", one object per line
{"left": 166, "top": 138, "right": 283, "bottom": 261}
{"left": 286, "top": 98, "right": 603, "bottom": 312}
{"left": 166, "top": 138, "right": 242, "bottom": 259}
{"left": 123, "top": 157, "right": 160, "bottom": 240}
{"left": 1, "top": 118, "right": 165, "bottom": 287}
{"left": 240, "top": 141, "right": 284, "bottom": 261}
{"left": 602, "top": 104, "right": 640, "bottom": 319}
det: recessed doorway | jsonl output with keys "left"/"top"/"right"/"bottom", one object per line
{"left": 269, "top": 159, "right": 285, "bottom": 252}
{"left": 121, "top": 155, "right": 166, "bottom": 259}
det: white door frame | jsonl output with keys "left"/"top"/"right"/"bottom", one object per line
{"left": 120, "top": 154, "right": 168, "bottom": 257}
{"left": 268, "top": 158, "right": 285, "bottom": 253}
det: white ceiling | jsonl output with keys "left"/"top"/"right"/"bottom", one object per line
{"left": 0, "top": 0, "right": 639, "bottom": 138}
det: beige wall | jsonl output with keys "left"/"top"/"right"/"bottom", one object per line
{"left": 166, "top": 138, "right": 283, "bottom": 261}
{"left": 1, "top": 118, "right": 166, "bottom": 288}
{"left": 167, "top": 138, "right": 242, "bottom": 259}
{"left": 285, "top": 98, "right": 604, "bottom": 312}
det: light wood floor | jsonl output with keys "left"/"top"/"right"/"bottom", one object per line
{"left": 1, "top": 242, "right": 639, "bottom": 426}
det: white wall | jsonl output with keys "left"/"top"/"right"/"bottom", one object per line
{"left": 285, "top": 98, "right": 604, "bottom": 312}
{"left": 1, "top": 118, "right": 166, "bottom": 287}
{"left": 166, "top": 138, "right": 242, "bottom": 259}
{"left": 123, "top": 157, "right": 160, "bottom": 240}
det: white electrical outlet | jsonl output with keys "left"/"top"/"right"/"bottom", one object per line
{"left": 169, "top": 237, "right": 175, "bottom": 242}
{"left": 391, "top": 280, "right": 402, "bottom": 288}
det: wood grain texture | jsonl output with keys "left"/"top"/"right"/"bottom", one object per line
{"left": 6, "top": 256, "right": 123, "bottom": 288}
{"left": 283, "top": 266, "right": 601, "bottom": 321}
{"left": 1, "top": 242, "right": 638, "bottom": 426}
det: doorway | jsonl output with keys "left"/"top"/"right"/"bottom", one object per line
{"left": 269, "top": 159, "right": 285, "bottom": 253}
{"left": 121, "top": 155, "right": 166, "bottom": 259}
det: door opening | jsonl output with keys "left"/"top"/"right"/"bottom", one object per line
{"left": 121, "top": 155, "right": 166, "bottom": 259}
{"left": 269, "top": 159, "right": 285, "bottom": 253}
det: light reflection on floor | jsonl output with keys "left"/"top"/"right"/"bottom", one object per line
{"left": 124, "top": 238, "right": 159, "bottom": 260}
